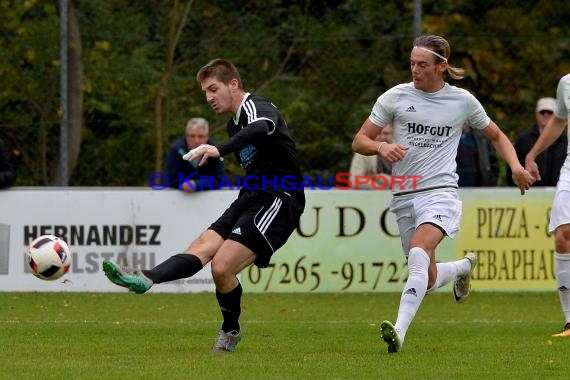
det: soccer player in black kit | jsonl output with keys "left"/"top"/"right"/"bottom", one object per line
{"left": 103, "top": 59, "right": 305, "bottom": 352}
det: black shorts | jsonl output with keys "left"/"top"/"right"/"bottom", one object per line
{"left": 209, "top": 190, "right": 304, "bottom": 268}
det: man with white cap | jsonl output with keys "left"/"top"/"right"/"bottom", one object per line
{"left": 508, "top": 97, "right": 568, "bottom": 186}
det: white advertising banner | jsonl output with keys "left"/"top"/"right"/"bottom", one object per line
{"left": 0, "top": 187, "right": 556, "bottom": 293}
{"left": 0, "top": 188, "right": 236, "bottom": 292}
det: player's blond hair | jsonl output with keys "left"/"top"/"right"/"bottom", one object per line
{"left": 413, "top": 35, "right": 465, "bottom": 80}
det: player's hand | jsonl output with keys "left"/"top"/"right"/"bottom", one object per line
{"left": 524, "top": 156, "right": 541, "bottom": 183}
{"left": 183, "top": 144, "right": 208, "bottom": 161}
{"left": 182, "top": 144, "right": 220, "bottom": 166}
{"left": 378, "top": 143, "right": 409, "bottom": 163}
{"left": 511, "top": 166, "right": 534, "bottom": 195}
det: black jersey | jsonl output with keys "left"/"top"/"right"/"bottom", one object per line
{"left": 215, "top": 93, "right": 305, "bottom": 208}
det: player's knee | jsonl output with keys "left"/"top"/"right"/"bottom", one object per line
{"left": 211, "top": 259, "right": 226, "bottom": 279}
{"left": 555, "top": 228, "right": 570, "bottom": 252}
{"left": 211, "top": 256, "right": 236, "bottom": 281}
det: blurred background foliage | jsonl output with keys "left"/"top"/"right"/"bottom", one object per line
{"left": 1, "top": 0, "right": 569, "bottom": 186}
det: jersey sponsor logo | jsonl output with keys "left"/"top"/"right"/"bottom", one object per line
{"left": 406, "top": 105, "right": 416, "bottom": 112}
{"left": 407, "top": 122, "right": 452, "bottom": 137}
{"left": 238, "top": 145, "right": 257, "bottom": 168}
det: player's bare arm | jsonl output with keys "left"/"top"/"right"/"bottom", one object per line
{"left": 481, "top": 121, "right": 534, "bottom": 194}
{"left": 525, "top": 116, "right": 567, "bottom": 182}
{"left": 352, "top": 118, "right": 407, "bottom": 162}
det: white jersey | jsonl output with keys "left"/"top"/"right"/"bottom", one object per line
{"left": 549, "top": 74, "right": 570, "bottom": 232}
{"left": 369, "top": 82, "right": 490, "bottom": 195}
{"left": 553, "top": 73, "right": 570, "bottom": 173}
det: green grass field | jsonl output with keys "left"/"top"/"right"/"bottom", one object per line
{"left": 0, "top": 291, "right": 568, "bottom": 380}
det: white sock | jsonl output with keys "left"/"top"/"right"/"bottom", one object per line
{"left": 426, "top": 257, "right": 472, "bottom": 294}
{"left": 555, "top": 253, "right": 570, "bottom": 324}
{"left": 395, "top": 247, "right": 430, "bottom": 340}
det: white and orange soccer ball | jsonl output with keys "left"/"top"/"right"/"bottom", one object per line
{"left": 26, "top": 235, "right": 72, "bottom": 281}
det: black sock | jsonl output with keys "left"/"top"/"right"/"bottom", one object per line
{"left": 216, "top": 283, "right": 243, "bottom": 333}
{"left": 142, "top": 253, "right": 203, "bottom": 284}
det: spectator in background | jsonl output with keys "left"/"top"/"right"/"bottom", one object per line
{"left": 165, "top": 117, "right": 224, "bottom": 191}
{"left": 524, "top": 75, "right": 570, "bottom": 337}
{"left": 456, "top": 123, "right": 498, "bottom": 186}
{"left": 507, "top": 97, "right": 568, "bottom": 186}
{"left": 349, "top": 124, "right": 393, "bottom": 189}
{"left": 0, "top": 138, "right": 16, "bottom": 189}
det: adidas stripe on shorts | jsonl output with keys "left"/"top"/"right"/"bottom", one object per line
{"left": 209, "top": 190, "right": 303, "bottom": 268}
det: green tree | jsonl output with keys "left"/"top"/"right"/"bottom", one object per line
{"left": 2, "top": 0, "right": 570, "bottom": 186}
{"left": 0, "top": 1, "right": 60, "bottom": 185}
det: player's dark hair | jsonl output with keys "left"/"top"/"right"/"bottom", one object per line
{"left": 196, "top": 59, "right": 243, "bottom": 89}
{"left": 413, "top": 35, "right": 465, "bottom": 80}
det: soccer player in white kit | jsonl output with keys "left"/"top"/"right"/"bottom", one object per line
{"left": 352, "top": 35, "right": 535, "bottom": 353}
{"left": 525, "top": 74, "right": 570, "bottom": 337}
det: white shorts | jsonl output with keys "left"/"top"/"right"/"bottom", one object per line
{"left": 390, "top": 189, "right": 462, "bottom": 256}
{"left": 549, "top": 169, "right": 570, "bottom": 233}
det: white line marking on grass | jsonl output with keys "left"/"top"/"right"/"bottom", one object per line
{"left": 0, "top": 319, "right": 560, "bottom": 325}
{"left": 0, "top": 320, "right": 159, "bottom": 324}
